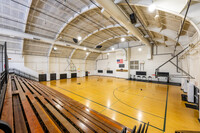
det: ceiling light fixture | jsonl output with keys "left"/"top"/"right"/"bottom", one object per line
{"left": 107, "top": 53, "right": 110, "bottom": 55}
{"left": 86, "top": 52, "right": 89, "bottom": 55}
{"left": 154, "top": 14, "right": 159, "bottom": 18}
{"left": 138, "top": 48, "right": 142, "bottom": 52}
{"left": 77, "top": 36, "right": 82, "bottom": 41}
{"left": 121, "top": 38, "right": 126, "bottom": 42}
{"left": 135, "top": 23, "right": 141, "bottom": 28}
{"left": 111, "top": 47, "right": 115, "bottom": 51}
{"left": 83, "top": 47, "right": 87, "bottom": 50}
{"left": 148, "top": 4, "right": 156, "bottom": 12}
{"left": 10, "top": 35, "right": 15, "bottom": 38}
{"left": 53, "top": 47, "right": 57, "bottom": 51}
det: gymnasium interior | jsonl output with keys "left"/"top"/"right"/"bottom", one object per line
{"left": 0, "top": 0, "right": 200, "bottom": 132}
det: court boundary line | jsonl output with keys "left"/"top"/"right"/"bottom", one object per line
{"left": 126, "top": 79, "right": 181, "bottom": 86}
{"left": 100, "top": 100, "right": 118, "bottom": 113}
{"left": 48, "top": 83, "right": 164, "bottom": 132}
{"left": 113, "top": 88, "right": 165, "bottom": 119}
{"left": 163, "top": 85, "right": 169, "bottom": 132}
{"left": 116, "top": 88, "right": 166, "bottom": 102}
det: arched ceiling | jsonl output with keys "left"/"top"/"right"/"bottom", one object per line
{"left": 0, "top": 0, "right": 200, "bottom": 60}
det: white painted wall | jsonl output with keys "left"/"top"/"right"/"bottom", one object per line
{"left": 70, "top": 59, "right": 86, "bottom": 78}
{"left": 8, "top": 54, "right": 97, "bottom": 81}
{"left": 85, "top": 60, "right": 96, "bottom": 75}
{"left": 49, "top": 57, "right": 69, "bottom": 80}
{"left": 96, "top": 44, "right": 182, "bottom": 82}
{"left": 97, "top": 53, "right": 117, "bottom": 77}
{"left": 24, "top": 55, "right": 48, "bottom": 74}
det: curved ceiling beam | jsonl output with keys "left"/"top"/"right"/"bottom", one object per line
{"left": 79, "top": 24, "right": 122, "bottom": 45}
{"left": 84, "top": 52, "right": 91, "bottom": 60}
{"left": 69, "top": 49, "right": 77, "bottom": 59}
{"left": 24, "top": 0, "right": 33, "bottom": 32}
{"left": 47, "top": 43, "right": 55, "bottom": 57}
{"left": 55, "top": 4, "right": 96, "bottom": 40}
{"left": 94, "top": 34, "right": 132, "bottom": 48}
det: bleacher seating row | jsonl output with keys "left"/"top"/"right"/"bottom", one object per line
{"left": 130, "top": 74, "right": 169, "bottom": 82}
{"left": 0, "top": 74, "right": 149, "bottom": 133}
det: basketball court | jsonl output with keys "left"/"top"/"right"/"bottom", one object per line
{"left": 42, "top": 76, "right": 200, "bottom": 132}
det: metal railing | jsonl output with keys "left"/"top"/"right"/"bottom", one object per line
{"left": 0, "top": 42, "right": 9, "bottom": 117}
{"left": 0, "top": 71, "right": 6, "bottom": 90}
{"left": 9, "top": 68, "right": 38, "bottom": 81}
{"left": 0, "top": 71, "right": 7, "bottom": 117}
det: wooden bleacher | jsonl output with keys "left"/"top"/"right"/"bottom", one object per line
{"left": 0, "top": 74, "right": 135, "bottom": 133}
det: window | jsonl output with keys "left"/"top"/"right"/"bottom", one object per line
{"left": 119, "top": 64, "right": 125, "bottom": 68}
{"left": 130, "top": 60, "right": 139, "bottom": 70}
{"left": 107, "top": 70, "right": 113, "bottom": 74}
{"left": 98, "top": 70, "right": 103, "bottom": 73}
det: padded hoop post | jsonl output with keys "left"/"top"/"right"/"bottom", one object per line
{"left": 0, "top": 120, "right": 12, "bottom": 133}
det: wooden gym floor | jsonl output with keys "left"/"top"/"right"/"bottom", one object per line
{"left": 41, "top": 76, "right": 200, "bottom": 133}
